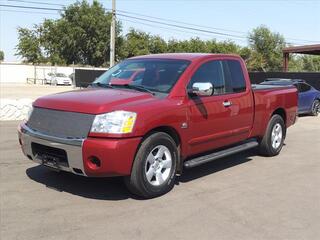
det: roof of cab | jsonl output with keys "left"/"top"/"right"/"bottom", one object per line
{"left": 128, "top": 53, "right": 241, "bottom": 61}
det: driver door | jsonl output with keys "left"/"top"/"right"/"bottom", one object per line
{"left": 186, "top": 59, "right": 253, "bottom": 156}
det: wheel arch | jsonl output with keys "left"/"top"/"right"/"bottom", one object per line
{"left": 272, "top": 108, "right": 287, "bottom": 125}
{"left": 270, "top": 108, "right": 287, "bottom": 139}
{"left": 310, "top": 96, "right": 320, "bottom": 114}
{"left": 136, "top": 125, "right": 183, "bottom": 174}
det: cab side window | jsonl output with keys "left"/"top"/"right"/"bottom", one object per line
{"left": 188, "top": 60, "right": 226, "bottom": 95}
{"left": 223, "top": 60, "right": 246, "bottom": 93}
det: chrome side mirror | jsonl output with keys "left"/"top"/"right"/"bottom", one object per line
{"left": 191, "top": 82, "right": 213, "bottom": 96}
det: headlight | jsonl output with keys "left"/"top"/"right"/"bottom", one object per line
{"left": 90, "top": 111, "right": 137, "bottom": 134}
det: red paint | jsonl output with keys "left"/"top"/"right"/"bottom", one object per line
{"left": 110, "top": 69, "right": 145, "bottom": 85}
{"left": 82, "top": 137, "right": 142, "bottom": 177}
{"left": 31, "top": 53, "right": 298, "bottom": 177}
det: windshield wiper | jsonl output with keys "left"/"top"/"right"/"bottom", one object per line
{"left": 111, "top": 84, "right": 155, "bottom": 95}
{"left": 89, "top": 82, "right": 114, "bottom": 88}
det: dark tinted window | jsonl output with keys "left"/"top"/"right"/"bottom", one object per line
{"left": 189, "top": 60, "right": 226, "bottom": 94}
{"left": 299, "top": 83, "right": 311, "bottom": 92}
{"left": 223, "top": 60, "right": 246, "bottom": 93}
{"left": 132, "top": 71, "right": 144, "bottom": 82}
{"left": 116, "top": 70, "right": 135, "bottom": 79}
{"left": 293, "top": 83, "right": 300, "bottom": 91}
{"left": 94, "top": 59, "right": 190, "bottom": 94}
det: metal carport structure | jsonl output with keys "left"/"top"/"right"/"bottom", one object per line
{"left": 283, "top": 44, "right": 320, "bottom": 72}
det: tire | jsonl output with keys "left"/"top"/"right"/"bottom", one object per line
{"left": 124, "top": 132, "right": 178, "bottom": 198}
{"left": 310, "top": 99, "right": 319, "bottom": 116}
{"left": 259, "top": 114, "right": 286, "bottom": 157}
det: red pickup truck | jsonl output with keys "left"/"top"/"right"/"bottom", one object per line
{"left": 18, "top": 53, "right": 298, "bottom": 198}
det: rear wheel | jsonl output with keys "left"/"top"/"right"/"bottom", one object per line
{"left": 124, "top": 132, "right": 178, "bottom": 198}
{"left": 311, "top": 99, "right": 319, "bottom": 116}
{"left": 259, "top": 114, "right": 286, "bottom": 157}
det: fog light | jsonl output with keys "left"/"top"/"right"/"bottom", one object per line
{"left": 88, "top": 156, "right": 101, "bottom": 169}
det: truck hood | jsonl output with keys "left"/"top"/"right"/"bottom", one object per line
{"left": 33, "top": 88, "right": 155, "bottom": 114}
{"left": 56, "top": 77, "right": 71, "bottom": 81}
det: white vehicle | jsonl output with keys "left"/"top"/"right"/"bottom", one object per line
{"left": 45, "top": 73, "right": 72, "bottom": 86}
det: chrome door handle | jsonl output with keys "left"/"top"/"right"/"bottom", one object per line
{"left": 223, "top": 101, "right": 232, "bottom": 107}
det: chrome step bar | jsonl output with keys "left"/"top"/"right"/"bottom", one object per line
{"left": 184, "top": 140, "right": 259, "bottom": 168}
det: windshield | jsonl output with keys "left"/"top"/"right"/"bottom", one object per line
{"left": 93, "top": 59, "right": 190, "bottom": 94}
{"left": 56, "top": 73, "right": 67, "bottom": 77}
{"left": 116, "top": 70, "right": 135, "bottom": 79}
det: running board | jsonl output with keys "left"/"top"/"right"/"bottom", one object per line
{"left": 183, "top": 140, "right": 259, "bottom": 169}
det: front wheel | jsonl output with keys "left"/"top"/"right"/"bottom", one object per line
{"left": 311, "top": 99, "right": 319, "bottom": 116}
{"left": 124, "top": 132, "right": 178, "bottom": 198}
{"left": 259, "top": 114, "right": 286, "bottom": 157}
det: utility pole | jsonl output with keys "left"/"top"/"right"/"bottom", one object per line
{"left": 109, "top": 0, "right": 116, "bottom": 67}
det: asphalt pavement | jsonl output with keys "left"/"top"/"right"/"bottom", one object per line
{"left": 0, "top": 116, "right": 319, "bottom": 240}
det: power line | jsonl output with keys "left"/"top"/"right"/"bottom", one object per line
{"left": 0, "top": 3, "right": 269, "bottom": 43}
{"left": 7, "top": 0, "right": 64, "bottom": 7}
{"left": 1, "top": 2, "right": 318, "bottom": 44}
{"left": 116, "top": 13, "right": 318, "bottom": 45}
{"left": 119, "top": 18, "right": 248, "bottom": 43}
{"left": 0, "top": 3, "right": 61, "bottom": 11}
{"left": 117, "top": 13, "right": 248, "bottom": 40}
{"left": 0, "top": 8, "right": 59, "bottom": 14}
{"left": 110, "top": 8, "right": 318, "bottom": 44}
{"left": 111, "top": 8, "right": 247, "bottom": 35}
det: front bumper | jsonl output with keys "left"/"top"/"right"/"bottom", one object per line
{"left": 18, "top": 123, "right": 141, "bottom": 177}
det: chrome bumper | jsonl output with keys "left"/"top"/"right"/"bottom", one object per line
{"left": 19, "top": 124, "right": 86, "bottom": 176}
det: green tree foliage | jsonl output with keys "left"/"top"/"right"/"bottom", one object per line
{"left": 0, "top": 50, "right": 4, "bottom": 61}
{"left": 301, "top": 55, "right": 320, "bottom": 72}
{"left": 16, "top": 26, "right": 44, "bottom": 64}
{"left": 286, "top": 55, "right": 320, "bottom": 72}
{"left": 16, "top": 0, "right": 121, "bottom": 66}
{"left": 149, "top": 36, "right": 167, "bottom": 54}
{"left": 247, "top": 25, "right": 286, "bottom": 71}
{"left": 118, "top": 29, "right": 168, "bottom": 58}
{"left": 119, "top": 29, "right": 152, "bottom": 58}
{"left": 15, "top": 3, "right": 319, "bottom": 72}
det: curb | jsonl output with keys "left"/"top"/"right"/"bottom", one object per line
{"left": 0, "top": 99, "right": 33, "bottom": 121}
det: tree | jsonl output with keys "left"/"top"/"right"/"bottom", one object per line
{"left": 247, "top": 25, "right": 286, "bottom": 71}
{"left": 0, "top": 50, "right": 4, "bottom": 61}
{"left": 16, "top": 0, "right": 122, "bottom": 66}
{"left": 120, "top": 29, "right": 151, "bottom": 58}
{"left": 238, "top": 47, "right": 252, "bottom": 62}
{"left": 301, "top": 55, "right": 320, "bottom": 72}
{"left": 54, "top": 0, "right": 122, "bottom": 66}
{"left": 16, "top": 26, "right": 44, "bottom": 64}
{"left": 166, "top": 38, "right": 243, "bottom": 55}
{"left": 16, "top": 1, "right": 297, "bottom": 71}
{"left": 149, "top": 36, "right": 167, "bottom": 54}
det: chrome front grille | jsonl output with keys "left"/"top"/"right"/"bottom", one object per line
{"left": 27, "top": 107, "right": 95, "bottom": 139}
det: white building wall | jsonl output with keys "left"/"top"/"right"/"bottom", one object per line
{"left": 0, "top": 63, "right": 35, "bottom": 83}
{"left": 0, "top": 62, "right": 107, "bottom": 84}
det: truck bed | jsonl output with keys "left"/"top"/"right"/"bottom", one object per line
{"left": 250, "top": 84, "right": 298, "bottom": 138}
{"left": 251, "top": 84, "right": 295, "bottom": 91}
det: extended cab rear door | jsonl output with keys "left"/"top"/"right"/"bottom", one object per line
{"left": 186, "top": 58, "right": 254, "bottom": 156}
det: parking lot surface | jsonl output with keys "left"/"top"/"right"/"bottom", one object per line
{"left": 0, "top": 84, "right": 73, "bottom": 99}
{"left": 0, "top": 84, "right": 74, "bottom": 120}
{"left": 0, "top": 116, "right": 319, "bottom": 240}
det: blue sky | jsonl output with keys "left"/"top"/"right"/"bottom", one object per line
{"left": 0, "top": 0, "right": 319, "bottom": 61}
